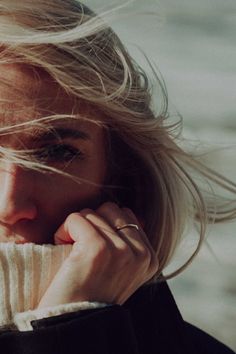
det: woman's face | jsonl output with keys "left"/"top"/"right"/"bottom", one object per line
{"left": 0, "top": 64, "right": 107, "bottom": 244}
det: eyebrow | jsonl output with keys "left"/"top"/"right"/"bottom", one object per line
{"left": 31, "top": 127, "right": 91, "bottom": 142}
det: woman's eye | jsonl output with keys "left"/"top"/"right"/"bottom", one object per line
{"left": 34, "top": 144, "right": 84, "bottom": 163}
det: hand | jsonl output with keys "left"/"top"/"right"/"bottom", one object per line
{"left": 37, "top": 202, "right": 159, "bottom": 308}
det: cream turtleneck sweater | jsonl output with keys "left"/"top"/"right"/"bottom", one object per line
{"left": 0, "top": 243, "right": 106, "bottom": 331}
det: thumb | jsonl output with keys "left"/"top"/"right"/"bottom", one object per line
{"left": 53, "top": 212, "right": 91, "bottom": 245}
{"left": 54, "top": 220, "right": 74, "bottom": 245}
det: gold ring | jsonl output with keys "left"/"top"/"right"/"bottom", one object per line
{"left": 116, "top": 223, "right": 139, "bottom": 231}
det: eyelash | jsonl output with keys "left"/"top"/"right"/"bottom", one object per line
{"left": 34, "top": 144, "right": 84, "bottom": 163}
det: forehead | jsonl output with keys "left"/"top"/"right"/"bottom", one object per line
{"left": 0, "top": 63, "right": 85, "bottom": 126}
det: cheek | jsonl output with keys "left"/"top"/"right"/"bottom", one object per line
{"left": 61, "top": 181, "right": 105, "bottom": 209}
{"left": 37, "top": 139, "right": 108, "bottom": 218}
{"left": 41, "top": 170, "right": 106, "bottom": 216}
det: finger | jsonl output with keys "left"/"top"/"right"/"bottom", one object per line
{"left": 120, "top": 208, "right": 159, "bottom": 275}
{"left": 97, "top": 202, "right": 159, "bottom": 276}
{"left": 122, "top": 207, "right": 159, "bottom": 275}
{"left": 96, "top": 202, "right": 150, "bottom": 255}
{"left": 54, "top": 212, "right": 108, "bottom": 251}
{"left": 79, "top": 208, "right": 134, "bottom": 251}
{"left": 122, "top": 207, "right": 153, "bottom": 250}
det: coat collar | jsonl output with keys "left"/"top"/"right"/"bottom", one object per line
{"left": 124, "top": 281, "right": 197, "bottom": 354}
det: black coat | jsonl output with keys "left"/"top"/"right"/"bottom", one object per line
{"left": 0, "top": 281, "right": 235, "bottom": 354}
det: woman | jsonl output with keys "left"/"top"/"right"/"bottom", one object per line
{"left": 0, "top": 1, "right": 235, "bottom": 353}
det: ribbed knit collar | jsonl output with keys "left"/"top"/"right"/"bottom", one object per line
{"left": 0, "top": 243, "right": 72, "bottom": 327}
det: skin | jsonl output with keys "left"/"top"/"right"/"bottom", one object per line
{"left": 0, "top": 63, "right": 158, "bottom": 306}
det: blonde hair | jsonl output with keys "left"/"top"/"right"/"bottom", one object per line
{"left": 0, "top": 0, "right": 235, "bottom": 280}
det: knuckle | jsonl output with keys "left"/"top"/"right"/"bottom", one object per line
{"left": 64, "top": 212, "right": 81, "bottom": 230}
{"left": 150, "top": 255, "right": 159, "bottom": 273}
{"left": 137, "top": 248, "right": 154, "bottom": 273}
{"left": 117, "top": 242, "right": 131, "bottom": 255}
{"left": 65, "top": 212, "right": 81, "bottom": 224}
{"left": 97, "top": 202, "right": 118, "bottom": 213}
{"left": 132, "top": 244, "right": 150, "bottom": 264}
{"left": 122, "top": 207, "right": 134, "bottom": 216}
{"left": 79, "top": 208, "right": 94, "bottom": 217}
{"left": 115, "top": 243, "right": 133, "bottom": 262}
{"left": 154, "top": 256, "right": 160, "bottom": 269}
{"left": 93, "top": 238, "right": 107, "bottom": 254}
{"left": 138, "top": 246, "right": 151, "bottom": 260}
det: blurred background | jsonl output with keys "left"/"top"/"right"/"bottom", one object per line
{"left": 87, "top": 0, "right": 236, "bottom": 350}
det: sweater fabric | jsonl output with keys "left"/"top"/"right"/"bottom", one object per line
{"left": 0, "top": 243, "right": 106, "bottom": 330}
{"left": 0, "top": 243, "right": 234, "bottom": 354}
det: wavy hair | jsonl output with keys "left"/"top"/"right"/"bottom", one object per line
{"left": 0, "top": 0, "right": 235, "bottom": 280}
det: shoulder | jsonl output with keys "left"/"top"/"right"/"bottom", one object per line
{"left": 184, "top": 322, "right": 235, "bottom": 354}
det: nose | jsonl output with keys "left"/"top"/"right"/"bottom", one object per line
{"left": 0, "top": 162, "right": 38, "bottom": 225}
